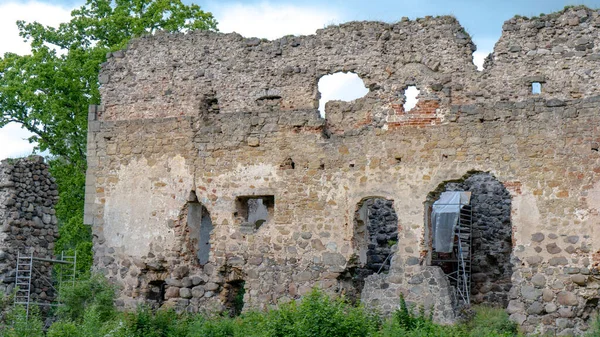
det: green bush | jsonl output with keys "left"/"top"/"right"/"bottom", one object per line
{"left": 0, "top": 305, "right": 44, "bottom": 337}
{"left": 393, "top": 294, "right": 434, "bottom": 331}
{"left": 466, "top": 306, "right": 518, "bottom": 337}
{"left": 186, "top": 316, "right": 242, "bottom": 337}
{"left": 56, "top": 273, "right": 116, "bottom": 322}
{"left": 120, "top": 307, "right": 190, "bottom": 337}
{"left": 585, "top": 315, "right": 600, "bottom": 337}
{"left": 47, "top": 321, "right": 78, "bottom": 337}
{"left": 261, "top": 288, "right": 379, "bottom": 337}
{"left": 39, "top": 284, "right": 527, "bottom": 337}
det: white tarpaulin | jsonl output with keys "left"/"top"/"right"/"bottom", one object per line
{"left": 431, "top": 191, "right": 471, "bottom": 253}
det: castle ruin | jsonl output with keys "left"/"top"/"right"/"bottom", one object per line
{"left": 85, "top": 7, "right": 600, "bottom": 335}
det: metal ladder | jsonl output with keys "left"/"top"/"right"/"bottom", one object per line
{"left": 455, "top": 205, "right": 473, "bottom": 306}
{"left": 14, "top": 252, "right": 33, "bottom": 318}
{"left": 13, "top": 251, "right": 78, "bottom": 319}
{"left": 58, "top": 251, "right": 77, "bottom": 287}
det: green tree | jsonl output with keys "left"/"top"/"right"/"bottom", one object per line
{"left": 0, "top": 0, "right": 217, "bottom": 276}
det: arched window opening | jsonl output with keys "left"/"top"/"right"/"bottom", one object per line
{"left": 187, "top": 191, "right": 213, "bottom": 265}
{"left": 425, "top": 172, "right": 512, "bottom": 309}
{"left": 317, "top": 72, "right": 368, "bottom": 118}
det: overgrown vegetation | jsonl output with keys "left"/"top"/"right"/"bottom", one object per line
{"left": 2, "top": 277, "right": 575, "bottom": 336}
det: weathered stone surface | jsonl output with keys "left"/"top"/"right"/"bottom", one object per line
{"left": 542, "top": 289, "right": 554, "bottom": 302}
{"left": 557, "top": 291, "right": 578, "bottom": 306}
{"left": 531, "top": 274, "right": 546, "bottom": 288}
{"left": 165, "top": 287, "right": 180, "bottom": 299}
{"left": 546, "top": 243, "right": 562, "bottom": 254}
{"left": 179, "top": 288, "right": 192, "bottom": 299}
{"left": 531, "top": 233, "right": 545, "bottom": 242}
{"left": 571, "top": 274, "right": 587, "bottom": 286}
{"left": 527, "top": 301, "right": 544, "bottom": 315}
{"left": 0, "top": 157, "right": 59, "bottom": 305}
{"left": 521, "top": 286, "right": 542, "bottom": 301}
{"left": 507, "top": 300, "right": 524, "bottom": 314}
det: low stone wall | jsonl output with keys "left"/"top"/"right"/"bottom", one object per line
{"left": 0, "top": 156, "right": 59, "bottom": 304}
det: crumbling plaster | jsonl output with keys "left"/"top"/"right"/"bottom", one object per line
{"left": 86, "top": 7, "right": 600, "bottom": 335}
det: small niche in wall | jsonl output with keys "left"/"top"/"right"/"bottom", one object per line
{"left": 531, "top": 82, "right": 542, "bottom": 94}
{"left": 146, "top": 280, "right": 166, "bottom": 306}
{"left": 235, "top": 195, "right": 275, "bottom": 231}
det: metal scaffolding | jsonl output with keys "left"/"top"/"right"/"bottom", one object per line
{"left": 430, "top": 193, "right": 473, "bottom": 308}
{"left": 14, "top": 251, "right": 77, "bottom": 318}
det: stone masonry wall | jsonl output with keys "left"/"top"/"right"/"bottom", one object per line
{"left": 86, "top": 7, "right": 600, "bottom": 335}
{"left": 0, "top": 156, "right": 59, "bottom": 304}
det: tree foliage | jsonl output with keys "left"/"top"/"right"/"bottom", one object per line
{"left": 0, "top": 0, "right": 217, "bottom": 276}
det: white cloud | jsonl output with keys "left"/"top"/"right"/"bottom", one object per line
{"left": 0, "top": 1, "right": 73, "bottom": 56}
{"left": 212, "top": 2, "right": 342, "bottom": 40}
{"left": 0, "top": 1, "right": 74, "bottom": 160}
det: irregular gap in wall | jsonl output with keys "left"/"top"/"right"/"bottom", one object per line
{"left": 187, "top": 191, "right": 213, "bottom": 265}
{"left": 403, "top": 86, "right": 420, "bottom": 111}
{"left": 236, "top": 195, "right": 274, "bottom": 232}
{"left": 202, "top": 91, "right": 220, "bottom": 113}
{"left": 472, "top": 51, "right": 490, "bottom": 71}
{"left": 198, "top": 206, "right": 213, "bottom": 265}
{"left": 338, "top": 197, "right": 398, "bottom": 303}
{"left": 223, "top": 280, "right": 245, "bottom": 317}
{"left": 317, "top": 72, "right": 368, "bottom": 118}
{"left": 280, "top": 157, "right": 295, "bottom": 170}
{"left": 426, "top": 172, "right": 513, "bottom": 308}
{"left": 146, "top": 280, "right": 166, "bottom": 307}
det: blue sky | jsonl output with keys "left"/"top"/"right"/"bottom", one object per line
{"left": 1, "top": 0, "right": 600, "bottom": 159}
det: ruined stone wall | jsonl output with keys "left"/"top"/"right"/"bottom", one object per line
{"left": 0, "top": 156, "right": 59, "bottom": 303}
{"left": 86, "top": 7, "right": 600, "bottom": 335}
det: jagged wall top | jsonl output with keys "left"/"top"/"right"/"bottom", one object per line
{"left": 99, "top": 15, "right": 475, "bottom": 120}
{"left": 98, "top": 6, "right": 600, "bottom": 121}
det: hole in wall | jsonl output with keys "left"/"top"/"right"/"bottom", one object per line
{"left": 317, "top": 72, "right": 368, "bottom": 118}
{"left": 531, "top": 82, "right": 542, "bottom": 94}
{"left": 425, "top": 172, "right": 512, "bottom": 309}
{"left": 223, "top": 280, "right": 245, "bottom": 317}
{"left": 472, "top": 51, "right": 489, "bottom": 71}
{"left": 403, "top": 86, "right": 420, "bottom": 111}
{"left": 187, "top": 191, "right": 214, "bottom": 265}
{"left": 280, "top": 157, "right": 295, "bottom": 170}
{"left": 338, "top": 197, "right": 398, "bottom": 303}
{"left": 146, "top": 280, "right": 166, "bottom": 306}
{"left": 236, "top": 196, "right": 275, "bottom": 231}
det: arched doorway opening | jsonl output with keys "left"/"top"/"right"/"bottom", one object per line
{"left": 425, "top": 172, "right": 512, "bottom": 308}
{"left": 338, "top": 197, "right": 398, "bottom": 302}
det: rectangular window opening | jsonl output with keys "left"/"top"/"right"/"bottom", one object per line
{"left": 235, "top": 195, "right": 275, "bottom": 230}
{"left": 532, "top": 82, "right": 542, "bottom": 94}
